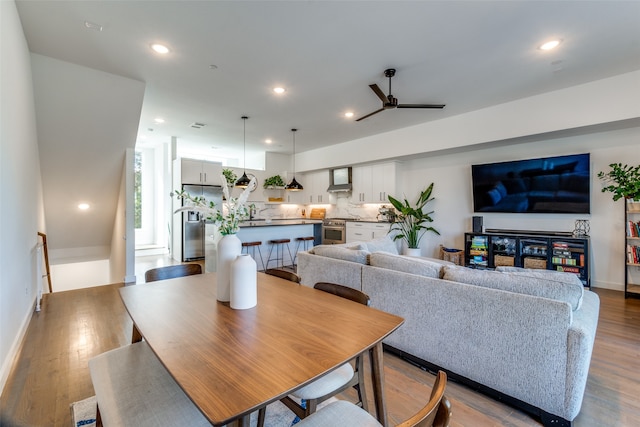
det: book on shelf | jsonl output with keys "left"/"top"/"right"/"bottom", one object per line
{"left": 627, "top": 244, "right": 640, "bottom": 264}
{"left": 626, "top": 220, "right": 640, "bottom": 238}
{"left": 556, "top": 265, "right": 580, "bottom": 274}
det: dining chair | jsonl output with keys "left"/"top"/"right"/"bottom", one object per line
{"left": 144, "top": 263, "right": 202, "bottom": 282}
{"left": 89, "top": 341, "right": 211, "bottom": 427}
{"left": 264, "top": 267, "right": 301, "bottom": 283}
{"left": 294, "top": 370, "right": 451, "bottom": 427}
{"left": 275, "top": 283, "right": 371, "bottom": 424}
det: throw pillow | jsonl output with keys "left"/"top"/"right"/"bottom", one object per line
{"left": 442, "top": 265, "right": 584, "bottom": 311}
{"left": 312, "top": 246, "right": 370, "bottom": 264}
{"left": 369, "top": 252, "right": 442, "bottom": 279}
{"left": 364, "top": 235, "right": 399, "bottom": 255}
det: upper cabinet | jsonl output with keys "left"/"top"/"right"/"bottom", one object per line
{"left": 304, "top": 170, "right": 333, "bottom": 204}
{"left": 352, "top": 162, "right": 398, "bottom": 204}
{"left": 181, "top": 158, "right": 223, "bottom": 185}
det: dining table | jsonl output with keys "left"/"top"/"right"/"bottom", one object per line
{"left": 119, "top": 272, "right": 404, "bottom": 426}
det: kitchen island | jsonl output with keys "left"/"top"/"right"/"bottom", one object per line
{"left": 236, "top": 219, "right": 322, "bottom": 270}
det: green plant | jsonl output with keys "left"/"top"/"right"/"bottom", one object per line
{"left": 222, "top": 168, "right": 237, "bottom": 186}
{"left": 388, "top": 183, "right": 440, "bottom": 249}
{"left": 263, "top": 175, "right": 286, "bottom": 188}
{"left": 597, "top": 163, "right": 640, "bottom": 201}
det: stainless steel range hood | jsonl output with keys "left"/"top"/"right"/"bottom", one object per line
{"left": 326, "top": 167, "right": 352, "bottom": 193}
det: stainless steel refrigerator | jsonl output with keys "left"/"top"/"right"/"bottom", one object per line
{"left": 182, "top": 184, "right": 223, "bottom": 261}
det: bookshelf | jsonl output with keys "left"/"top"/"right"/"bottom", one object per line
{"left": 464, "top": 231, "right": 590, "bottom": 287}
{"left": 625, "top": 199, "right": 640, "bottom": 298}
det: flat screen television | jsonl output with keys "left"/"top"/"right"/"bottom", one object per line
{"left": 471, "top": 153, "right": 590, "bottom": 214}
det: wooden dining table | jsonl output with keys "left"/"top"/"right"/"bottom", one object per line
{"left": 119, "top": 272, "right": 404, "bottom": 426}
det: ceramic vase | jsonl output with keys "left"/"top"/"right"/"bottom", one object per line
{"left": 216, "top": 233, "right": 242, "bottom": 302}
{"left": 230, "top": 254, "right": 257, "bottom": 310}
{"left": 404, "top": 248, "right": 422, "bottom": 257}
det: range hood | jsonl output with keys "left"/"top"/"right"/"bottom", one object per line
{"left": 326, "top": 167, "right": 352, "bottom": 192}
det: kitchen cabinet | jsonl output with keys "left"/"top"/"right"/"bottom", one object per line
{"left": 352, "top": 162, "right": 397, "bottom": 203}
{"left": 304, "top": 170, "right": 333, "bottom": 204}
{"left": 181, "top": 158, "right": 223, "bottom": 185}
{"left": 346, "top": 222, "right": 390, "bottom": 243}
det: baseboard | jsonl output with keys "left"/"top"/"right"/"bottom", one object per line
{"left": 0, "top": 297, "right": 36, "bottom": 396}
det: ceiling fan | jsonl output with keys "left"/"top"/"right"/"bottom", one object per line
{"left": 356, "top": 68, "right": 445, "bottom": 122}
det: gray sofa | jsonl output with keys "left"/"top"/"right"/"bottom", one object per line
{"left": 297, "top": 237, "right": 599, "bottom": 427}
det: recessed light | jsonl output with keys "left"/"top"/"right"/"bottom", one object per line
{"left": 273, "top": 87, "right": 286, "bottom": 94}
{"left": 265, "top": 139, "right": 272, "bottom": 144}
{"left": 539, "top": 39, "right": 561, "bottom": 51}
{"left": 151, "top": 43, "right": 170, "bottom": 54}
{"left": 84, "top": 21, "right": 103, "bottom": 31}
{"left": 154, "top": 118, "right": 165, "bottom": 124}
{"left": 344, "top": 112, "right": 354, "bottom": 118}
{"left": 78, "top": 203, "right": 90, "bottom": 210}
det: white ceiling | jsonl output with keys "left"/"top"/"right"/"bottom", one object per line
{"left": 16, "top": 0, "right": 640, "bottom": 166}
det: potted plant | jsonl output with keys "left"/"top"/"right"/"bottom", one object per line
{"left": 597, "top": 163, "right": 640, "bottom": 201}
{"left": 263, "top": 175, "right": 286, "bottom": 189}
{"left": 388, "top": 183, "right": 440, "bottom": 256}
{"left": 222, "top": 168, "right": 237, "bottom": 187}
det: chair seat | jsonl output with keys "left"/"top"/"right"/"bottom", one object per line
{"left": 294, "top": 400, "right": 381, "bottom": 427}
{"left": 89, "top": 341, "right": 210, "bottom": 427}
{"left": 242, "top": 241, "right": 262, "bottom": 247}
{"left": 291, "top": 363, "right": 354, "bottom": 399}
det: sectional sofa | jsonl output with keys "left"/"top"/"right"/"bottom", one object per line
{"left": 297, "top": 236, "right": 600, "bottom": 427}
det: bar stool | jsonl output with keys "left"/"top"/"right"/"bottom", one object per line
{"left": 242, "top": 241, "right": 264, "bottom": 271}
{"left": 267, "top": 238, "right": 293, "bottom": 269}
{"left": 294, "top": 236, "right": 315, "bottom": 266}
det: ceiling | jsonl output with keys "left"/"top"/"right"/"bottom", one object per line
{"left": 16, "top": 0, "right": 640, "bottom": 166}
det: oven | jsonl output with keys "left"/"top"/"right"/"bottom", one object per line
{"left": 322, "top": 218, "right": 346, "bottom": 245}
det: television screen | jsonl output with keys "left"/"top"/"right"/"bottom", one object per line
{"left": 472, "top": 153, "right": 590, "bottom": 214}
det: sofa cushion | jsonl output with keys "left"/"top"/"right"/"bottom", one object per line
{"left": 369, "top": 252, "right": 442, "bottom": 278}
{"left": 363, "top": 235, "right": 399, "bottom": 254}
{"left": 443, "top": 265, "right": 584, "bottom": 311}
{"left": 312, "top": 245, "right": 370, "bottom": 264}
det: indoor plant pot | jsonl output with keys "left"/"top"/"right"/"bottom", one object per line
{"left": 388, "top": 183, "right": 440, "bottom": 254}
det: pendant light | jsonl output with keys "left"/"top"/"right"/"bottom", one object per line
{"left": 286, "top": 128, "right": 303, "bottom": 191}
{"left": 235, "top": 116, "right": 252, "bottom": 188}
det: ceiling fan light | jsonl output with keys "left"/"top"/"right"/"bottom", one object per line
{"left": 235, "top": 172, "right": 251, "bottom": 188}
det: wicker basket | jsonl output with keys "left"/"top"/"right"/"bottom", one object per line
{"left": 524, "top": 257, "right": 547, "bottom": 269}
{"left": 494, "top": 255, "right": 515, "bottom": 267}
{"left": 440, "top": 246, "right": 464, "bottom": 266}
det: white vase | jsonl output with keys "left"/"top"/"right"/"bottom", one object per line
{"left": 216, "top": 234, "right": 242, "bottom": 302}
{"left": 230, "top": 254, "right": 258, "bottom": 310}
{"left": 404, "top": 248, "right": 422, "bottom": 257}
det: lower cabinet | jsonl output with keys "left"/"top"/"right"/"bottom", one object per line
{"left": 346, "top": 222, "right": 390, "bottom": 243}
{"left": 464, "top": 232, "right": 590, "bottom": 286}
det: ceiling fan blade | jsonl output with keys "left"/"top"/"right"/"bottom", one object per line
{"left": 369, "top": 84, "right": 388, "bottom": 103}
{"left": 355, "top": 108, "right": 385, "bottom": 122}
{"left": 397, "top": 103, "right": 446, "bottom": 109}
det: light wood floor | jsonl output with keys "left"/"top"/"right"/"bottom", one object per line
{"left": 1, "top": 278, "right": 639, "bottom": 426}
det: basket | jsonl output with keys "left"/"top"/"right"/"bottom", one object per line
{"left": 440, "top": 246, "right": 464, "bottom": 266}
{"left": 524, "top": 257, "right": 547, "bottom": 269}
{"left": 494, "top": 255, "right": 515, "bottom": 267}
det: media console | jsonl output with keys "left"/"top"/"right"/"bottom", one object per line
{"left": 464, "top": 231, "right": 590, "bottom": 287}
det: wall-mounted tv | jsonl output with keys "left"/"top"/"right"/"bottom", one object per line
{"left": 472, "top": 153, "right": 590, "bottom": 214}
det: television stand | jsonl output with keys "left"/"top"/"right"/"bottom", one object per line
{"left": 465, "top": 231, "right": 590, "bottom": 287}
{"left": 484, "top": 228, "right": 575, "bottom": 237}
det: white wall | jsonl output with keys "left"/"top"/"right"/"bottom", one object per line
{"left": 0, "top": 0, "right": 46, "bottom": 392}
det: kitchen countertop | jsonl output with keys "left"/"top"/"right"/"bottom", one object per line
{"left": 239, "top": 219, "right": 322, "bottom": 228}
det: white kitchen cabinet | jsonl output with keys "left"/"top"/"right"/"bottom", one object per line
{"left": 351, "top": 162, "right": 398, "bottom": 203}
{"left": 346, "top": 222, "right": 390, "bottom": 243}
{"left": 180, "top": 158, "right": 223, "bottom": 185}
{"left": 304, "top": 170, "right": 333, "bottom": 204}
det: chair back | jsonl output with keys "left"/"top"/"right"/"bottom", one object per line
{"left": 397, "top": 370, "right": 449, "bottom": 427}
{"left": 264, "top": 268, "right": 301, "bottom": 283}
{"left": 314, "top": 282, "right": 370, "bottom": 306}
{"left": 145, "top": 264, "right": 202, "bottom": 283}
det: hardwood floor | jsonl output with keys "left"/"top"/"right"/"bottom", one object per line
{"left": 1, "top": 283, "right": 639, "bottom": 427}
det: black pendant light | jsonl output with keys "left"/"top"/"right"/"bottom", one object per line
{"left": 286, "top": 128, "right": 303, "bottom": 191}
{"left": 235, "top": 116, "right": 252, "bottom": 188}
